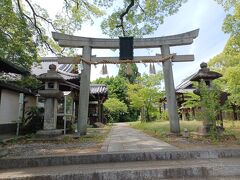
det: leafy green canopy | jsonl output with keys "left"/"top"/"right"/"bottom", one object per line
{"left": 2, "top": 0, "right": 236, "bottom": 69}
{"left": 1, "top": 0, "right": 190, "bottom": 68}
{"left": 208, "top": 2, "right": 240, "bottom": 106}
{"left": 118, "top": 63, "right": 140, "bottom": 84}
{"left": 93, "top": 76, "right": 130, "bottom": 122}
{"left": 93, "top": 76, "right": 129, "bottom": 103}
{"left": 101, "top": 0, "right": 187, "bottom": 37}
{"left": 197, "top": 81, "right": 222, "bottom": 132}
{"left": 0, "top": 0, "right": 107, "bottom": 67}
{"left": 128, "top": 72, "right": 164, "bottom": 121}
{"left": 103, "top": 97, "right": 128, "bottom": 122}
{"left": 181, "top": 92, "right": 200, "bottom": 109}
{"left": 0, "top": 0, "right": 38, "bottom": 69}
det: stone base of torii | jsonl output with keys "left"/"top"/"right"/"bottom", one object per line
{"left": 47, "top": 29, "right": 199, "bottom": 135}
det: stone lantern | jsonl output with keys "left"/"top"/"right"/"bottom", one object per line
{"left": 190, "top": 62, "right": 222, "bottom": 88}
{"left": 37, "top": 64, "right": 64, "bottom": 136}
{"left": 190, "top": 62, "right": 222, "bottom": 134}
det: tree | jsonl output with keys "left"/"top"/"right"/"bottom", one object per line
{"left": 101, "top": 0, "right": 187, "bottom": 37}
{"left": 103, "top": 97, "right": 128, "bottom": 122}
{"left": 222, "top": 3, "right": 239, "bottom": 36}
{"left": 181, "top": 92, "right": 200, "bottom": 109}
{"left": 93, "top": 75, "right": 140, "bottom": 121}
{"left": 118, "top": 63, "right": 141, "bottom": 121}
{"left": 128, "top": 72, "right": 164, "bottom": 121}
{"left": 214, "top": 0, "right": 238, "bottom": 12}
{"left": 1, "top": 0, "right": 190, "bottom": 68}
{"left": 118, "top": 63, "right": 140, "bottom": 84}
{"left": 1, "top": 0, "right": 106, "bottom": 67}
{"left": 197, "top": 81, "right": 223, "bottom": 135}
{"left": 0, "top": 0, "right": 38, "bottom": 69}
{"left": 93, "top": 76, "right": 129, "bottom": 103}
{"left": 3, "top": 0, "right": 238, "bottom": 67}
{"left": 221, "top": 1, "right": 240, "bottom": 57}
{"left": 208, "top": 1, "right": 240, "bottom": 106}
{"left": 179, "top": 92, "right": 200, "bottom": 120}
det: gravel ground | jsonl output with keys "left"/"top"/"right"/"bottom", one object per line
{"left": 1, "top": 128, "right": 110, "bottom": 158}
{"left": 5, "top": 141, "right": 101, "bottom": 157}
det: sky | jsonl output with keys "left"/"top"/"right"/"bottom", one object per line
{"left": 34, "top": 0, "right": 229, "bottom": 87}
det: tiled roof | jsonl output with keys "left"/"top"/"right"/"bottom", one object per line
{"left": 175, "top": 73, "right": 196, "bottom": 93}
{"left": 57, "top": 70, "right": 79, "bottom": 80}
{"left": 32, "top": 60, "right": 78, "bottom": 80}
{"left": 90, "top": 84, "right": 108, "bottom": 95}
{"left": 0, "top": 58, "right": 29, "bottom": 75}
{"left": 0, "top": 80, "right": 33, "bottom": 94}
{"left": 33, "top": 60, "right": 108, "bottom": 96}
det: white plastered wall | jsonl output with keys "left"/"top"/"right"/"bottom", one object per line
{"left": 0, "top": 89, "right": 19, "bottom": 124}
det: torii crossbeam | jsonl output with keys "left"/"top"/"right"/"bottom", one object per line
{"left": 52, "top": 29, "right": 199, "bottom": 135}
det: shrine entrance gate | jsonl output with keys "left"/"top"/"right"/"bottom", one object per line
{"left": 52, "top": 29, "right": 199, "bottom": 135}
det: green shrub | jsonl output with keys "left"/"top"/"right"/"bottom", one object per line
{"left": 20, "top": 106, "right": 44, "bottom": 134}
{"left": 104, "top": 97, "right": 128, "bottom": 122}
{"left": 159, "top": 110, "right": 169, "bottom": 121}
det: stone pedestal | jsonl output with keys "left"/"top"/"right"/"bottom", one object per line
{"left": 37, "top": 98, "right": 61, "bottom": 137}
{"left": 196, "top": 124, "right": 212, "bottom": 135}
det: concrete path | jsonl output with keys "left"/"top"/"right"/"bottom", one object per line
{"left": 101, "top": 123, "right": 177, "bottom": 152}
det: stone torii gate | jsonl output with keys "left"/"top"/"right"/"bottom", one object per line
{"left": 52, "top": 29, "right": 199, "bottom": 135}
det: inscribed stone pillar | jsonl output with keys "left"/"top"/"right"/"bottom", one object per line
{"left": 43, "top": 98, "right": 56, "bottom": 130}
{"left": 78, "top": 46, "right": 91, "bottom": 135}
{"left": 161, "top": 45, "right": 180, "bottom": 134}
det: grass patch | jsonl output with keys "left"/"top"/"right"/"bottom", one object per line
{"left": 130, "top": 121, "right": 170, "bottom": 139}
{"left": 129, "top": 120, "right": 240, "bottom": 146}
{"left": 78, "top": 134, "right": 106, "bottom": 143}
{"left": 130, "top": 120, "right": 202, "bottom": 137}
{"left": 222, "top": 120, "right": 240, "bottom": 139}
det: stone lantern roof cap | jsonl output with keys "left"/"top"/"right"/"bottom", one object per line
{"left": 190, "top": 62, "right": 222, "bottom": 82}
{"left": 38, "top": 64, "right": 65, "bottom": 82}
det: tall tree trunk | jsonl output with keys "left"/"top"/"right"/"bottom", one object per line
{"left": 146, "top": 107, "right": 150, "bottom": 122}
{"left": 140, "top": 107, "right": 145, "bottom": 122}
{"left": 232, "top": 104, "right": 238, "bottom": 121}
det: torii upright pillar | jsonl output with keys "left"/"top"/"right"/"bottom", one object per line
{"left": 78, "top": 46, "right": 91, "bottom": 135}
{"left": 161, "top": 45, "right": 180, "bottom": 133}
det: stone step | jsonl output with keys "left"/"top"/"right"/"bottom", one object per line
{"left": 1, "top": 148, "right": 240, "bottom": 169}
{"left": 0, "top": 158, "right": 240, "bottom": 180}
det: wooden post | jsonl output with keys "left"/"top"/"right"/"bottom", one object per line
{"left": 98, "top": 99, "right": 101, "bottom": 122}
{"left": 101, "top": 103, "right": 104, "bottom": 123}
{"left": 77, "top": 46, "right": 91, "bottom": 135}
{"left": 161, "top": 45, "right": 180, "bottom": 134}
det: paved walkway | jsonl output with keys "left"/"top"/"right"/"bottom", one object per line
{"left": 101, "top": 123, "right": 177, "bottom": 152}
